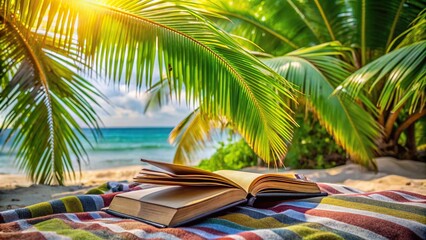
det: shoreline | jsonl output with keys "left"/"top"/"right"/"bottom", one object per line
{"left": 0, "top": 165, "right": 142, "bottom": 190}
{"left": 1, "top": 157, "right": 425, "bottom": 211}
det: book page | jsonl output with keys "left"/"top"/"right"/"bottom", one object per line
{"left": 140, "top": 159, "right": 242, "bottom": 189}
{"left": 213, "top": 170, "right": 262, "bottom": 193}
{"left": 214, "top": 170, "right": 320, "bottom": 195}
{"left": 249, "top": 173, "right": 320, "bottom": 195}
{"left": 138, "top": 159, "right": 320, "bottom": 195}
{"left": 142, "top": 159, "right": 217, "bottom": 176}
{"left": 133, "top": 178, "right": 233, "bottom": 187}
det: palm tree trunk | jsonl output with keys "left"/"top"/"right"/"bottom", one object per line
{"left": 384, "top": 107, "right": 403, "bottom": 140}
{"left": 404, "top": 123, "right": 417, "bottom": 160}
{"left": 394, "top": 109, "right": 426, "bottom": 142}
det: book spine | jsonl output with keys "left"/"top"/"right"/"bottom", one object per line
{"left": 247, "top": 196, "right": 257, "bottom": 207}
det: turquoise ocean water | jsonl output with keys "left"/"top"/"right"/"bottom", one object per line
{"left": 0, "top": 127, "right": 214, "bottom": 174}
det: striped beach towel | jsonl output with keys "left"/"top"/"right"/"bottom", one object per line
{"left": 0, "top": 182, "right": 425, "bottom": 239}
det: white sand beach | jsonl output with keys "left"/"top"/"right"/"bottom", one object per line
{"left": 0, "top": 157, "right": 425, "bottom": 211}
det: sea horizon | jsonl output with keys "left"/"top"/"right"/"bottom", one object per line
{"left": 0, "top": 127, "right": 217, "bottom": 174}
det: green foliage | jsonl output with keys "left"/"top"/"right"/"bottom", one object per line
{"left": 187, "top": 0, "right": 426, "bottom": 167}
{"left": 264, "top": 42, "right": 379, "bottom": 166}
{"left": 198, "top": 114, "right": 347, "bottom": 171}
{"left": 0, "top": 0, "right": 296, "bottom": 184}
{"left": 2, "top": 0, "right": 425, "bottom": 184}
{"left": 197, "top": 137, "right": 257, "bottom": 172}
{"left": 285, "top": 114, "right": 346, "bottom": 169}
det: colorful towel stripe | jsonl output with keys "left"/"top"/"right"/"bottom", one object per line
{"left": 1, "top": 182, "right": 425, "bottom": 240}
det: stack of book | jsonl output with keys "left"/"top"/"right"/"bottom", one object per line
{"left": 105, "top": 159, "right": 326, "bottom": 227}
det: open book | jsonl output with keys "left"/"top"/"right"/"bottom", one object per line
{"left": 105, "top": 159, "right": 325, "bottom": 227}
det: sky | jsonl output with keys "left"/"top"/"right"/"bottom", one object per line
{"left": 90, "top": 60, "right": 194, "bottom": 128}
{"left": 89, "top": 82, "right": 192, "bottom": 127}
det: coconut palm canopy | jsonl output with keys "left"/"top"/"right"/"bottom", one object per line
{"left": 0, "top": 0, "right": 296, "bottom": 184}
{"left": 154, "top": 0, "right": 425, "bottom": 167}
{"left": 1, "top": 0, "right": 425, "bottom": 185}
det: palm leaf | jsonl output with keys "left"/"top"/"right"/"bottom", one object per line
{"left": 201, "top": 0, "right": 425, "bottom": 65}
{"left": 354, "top": 0, "right": 425, "bottom": 64}
{"left": 169, "top": 108, "right": 226, "bottom": 164}
{"left": 83, "top": 0, "right": 297, "bottom": 163}
{"left": 264, "top": 42, "right": 380, "bottom": 167}
{"left": 339, "top": 41, "right": 426, "bottom": 115}
{"left": 143, "top": 80, "right": 217, "bottom": 164}
{"left": 76, "top": 0, "right": 297, "bottom": 163}
{"left": 143, "top": 79, "right": 173, "bottom": 114}
{"left": 0, "top": 18, "right": 103, "bottom": 184}
{"left": 389, "top": 9, "right": 426, "bottom": 51}
{"left": 199, "top": 0, "right": 325, "bottom": 55}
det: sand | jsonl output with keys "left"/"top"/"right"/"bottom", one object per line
{"left": 0, "top": 157, "right": 425, "bottom": 211}
{"left": 0, "top": 165, "right": 140, "bottom": 211}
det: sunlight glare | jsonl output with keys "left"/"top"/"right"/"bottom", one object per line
{"left": 279, "top": 63, "right": 290, "bottom": 71}
{"left": 291, "top": 62, "right": 301, "bottom": 68}
{"left": 335, "top": 85, "right": 347, "bottom": 93}
{"left": 352, "top": 75, "right": 366, "bottom": 84}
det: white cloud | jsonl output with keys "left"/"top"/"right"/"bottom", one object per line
{"left": 90, "top": 82, "right": 192, "bottom": 127}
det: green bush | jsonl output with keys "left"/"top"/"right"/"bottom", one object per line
{"left": 285, "top": 113, "right": 347, "bottom": 169}
{"left": 197, "top": 137, "right": 258, "bottom": 172}
{"left": 199, "top": 113, "right": 347, "bottom": 171}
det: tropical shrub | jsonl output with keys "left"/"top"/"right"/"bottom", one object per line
{"left": 197, "top": 137, "right": 258, "bottom": 172}
{"left": 285, "top": 113, "right": 347, "bottom": 169}
{"left": 199, "top": 113, "right": 347, "bottom": 171}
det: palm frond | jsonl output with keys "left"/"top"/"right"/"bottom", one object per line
{"left": 389, "top": 9, "right": 426, "bottom": 51}
{"left": 169, "top": 108, "right": 224, "bottom": 164}
{"left": 198, "top": 0, "right": 327, "bottom": 55}
{"left": 2, "top": 0, "right": 297, "bottom": 182}
{"left": 355, "top": 0, "right": 425, "bottom": 64}
{"left": 0, "top": 18, "right": 103, "bottom": 184}
{"left": 264, "top": 42, "right": 380, "bottom": 167}
{"left": 73, "top": 0, "right": 297, "bottom": 163}
{"left": 143, "top": 79, "right": 220, "bottom": 165}
{"left": 384, "top": 0, "right": 426, "bottom": 49}
{"left": 202, "top": 0, "right": 425, "bottom": 64}
{"left": 339, "top": 41, "right": 426, "bottom": 115}
{"left": 143, "top": 79, "right": 173, "bottom": 114}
